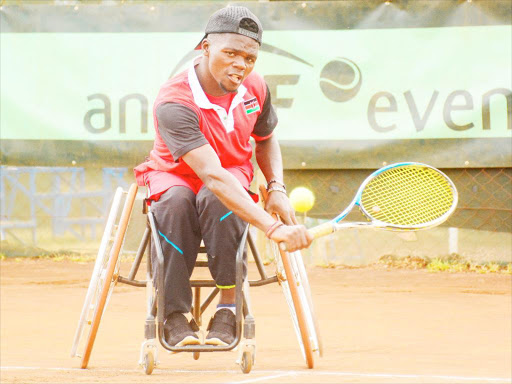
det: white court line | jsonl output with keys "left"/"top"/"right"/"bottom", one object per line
{"left": 1, "top": 366, "right": 510, "bottom": 383}
{"left": 229, "top": 372, "right": 295, "bottom": 384}
{"left": 1, "top": 366, "right": 141, "bottom": 373}
{"left": 229, "top": 371, "right": 512, "bottom": 384}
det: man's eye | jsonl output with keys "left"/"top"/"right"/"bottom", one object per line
{"left": 226, "top": 52, "right": 235, "bottom": 57}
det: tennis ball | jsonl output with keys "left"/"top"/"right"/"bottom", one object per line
{"left": 289, "top": 187, "right": 315, "bottom": 213}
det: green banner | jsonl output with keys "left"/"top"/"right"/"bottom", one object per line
{"left": 1, "top": 26, "right": 510, "bottom": 143}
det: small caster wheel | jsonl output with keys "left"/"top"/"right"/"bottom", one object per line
{"left": 240, "top": 351, "right": 253, "bottom": 374}
{"left": 143, "top": 351, "right": 154, "bottom": 375}
{"left": 193, "top": 351, "right": 200, "bottom": 360}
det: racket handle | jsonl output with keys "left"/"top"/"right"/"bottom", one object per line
{"left": 308, "top": 222, "right": 335, "bottom": 239}
{"left": 279, "top": 222, "right": 335, "bottom": 252}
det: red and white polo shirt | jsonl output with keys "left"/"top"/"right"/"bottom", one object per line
{"left": 133, "top": 60, "right": 278, "bottom": 201}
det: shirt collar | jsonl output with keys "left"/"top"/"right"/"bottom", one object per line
{"left": 188, "top": 61, "right": 247, "bottom": 110}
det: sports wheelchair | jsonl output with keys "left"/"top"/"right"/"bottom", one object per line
{"left": 71, "top": 184, "right": 322, "bottom": 374}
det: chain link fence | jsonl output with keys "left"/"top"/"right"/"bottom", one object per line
{"left": 280, "top": 167, "right": 511, "bottom": 266}
{"left": 1, "top": 166, "right": 511, "bottom": 265}
{"left": 0, "top": 166, "right": 135, "bottom": 256}
{"left": 284, "top": 167, "right": 512, "bottom": 233}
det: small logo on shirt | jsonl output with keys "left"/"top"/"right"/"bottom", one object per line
{"left": 244, "top": 97, "right": 260, "bottom": 115}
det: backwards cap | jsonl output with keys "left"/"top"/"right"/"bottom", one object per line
{"left": 195, "top": 6, "right": 263, "bottom": 50}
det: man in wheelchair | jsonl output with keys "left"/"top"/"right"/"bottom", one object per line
{"left": 134, "top": 5, "right": 313, "bottom": 348}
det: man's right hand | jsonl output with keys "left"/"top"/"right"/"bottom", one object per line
{"left": 269, "top": 224, "right": 313, "bottom": 252}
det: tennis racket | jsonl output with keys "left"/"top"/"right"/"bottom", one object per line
{"left": 281, "top": 162, "right": 457, "bottom": 251}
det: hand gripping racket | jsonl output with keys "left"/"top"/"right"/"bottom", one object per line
{"left": 281, "top": 162, "right": 457, "bottom": 250}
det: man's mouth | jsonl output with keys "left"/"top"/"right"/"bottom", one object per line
{"left": 228, "top": 73, "right": 243, "bottom": 84}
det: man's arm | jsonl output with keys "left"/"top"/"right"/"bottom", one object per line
{"left": 255, "top": 135, "right": 298, "bottom": 225}
{"left": 251, "top": 83, "right": 297, "bottom": 224}
{"left": 182, "top": 144, "right": 311, "bottom": 251}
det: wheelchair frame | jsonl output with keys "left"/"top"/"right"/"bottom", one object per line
{"left": 71, "top": 184, "right": 322, "bottom": 374}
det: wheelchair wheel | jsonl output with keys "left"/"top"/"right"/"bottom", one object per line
{"left": 79, "top": 184, "right": 138, "bottom": 369}
{"left": 143, "top": 350, "right": 155, "bottom": 375}
{"left": 289, "top": 250, "right": 323, "bottom": 358}
{"left": 71, "top": 187, "right": 124, "bottom": 359}
{"left": 273, "top": 242, "right": 315, "bottom": 369}
{"left": 240, "top": 350, "right": 253, "bottom": 374}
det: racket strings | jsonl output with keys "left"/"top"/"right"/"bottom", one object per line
{"left": 360, "top": 166, "right": 455, "bottom": 226}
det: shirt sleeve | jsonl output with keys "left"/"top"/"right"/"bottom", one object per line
{"left": 156, "top": 102, "right": 208, "bottom": 160}
{"left": 252, "top": 84, "right": 278, "bottom": 141}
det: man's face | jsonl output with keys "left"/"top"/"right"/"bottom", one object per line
{"left": 202, "top": 33, "right": 259, "bottom": 95}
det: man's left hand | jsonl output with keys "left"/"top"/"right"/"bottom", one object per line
{"left": 264, "top": 191, "right": 298, "bottom": 225}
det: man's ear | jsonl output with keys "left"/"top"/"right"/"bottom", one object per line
{"left": 202, "top": 39, "right": 210, "bottom": 56}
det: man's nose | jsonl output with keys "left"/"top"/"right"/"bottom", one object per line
{"left": 232, "top": 56, "right": 246, "bottom": 70}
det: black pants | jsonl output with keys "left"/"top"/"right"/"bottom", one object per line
{"left": 150, "top": 185, "right": 247, "bottom": 319}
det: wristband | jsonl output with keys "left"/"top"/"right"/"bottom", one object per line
{"left": 267, "top": 179, "right": 286, "bottom": 191}
{"left": 267, "top": 185, "right": 287, "bottom": 195}
{"left": 265, "top": 221, "right": 284, "bottom": 239}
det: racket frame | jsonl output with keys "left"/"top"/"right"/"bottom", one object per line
{"left": 329, "top": 162, "right": 458, "bottom": 232}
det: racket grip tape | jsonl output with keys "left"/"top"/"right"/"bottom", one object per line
{"left": 308, "top": 222, "right": 335, "bottom": 239}
{"left": 279, "top": 221, "right": 335, "bottom": 251}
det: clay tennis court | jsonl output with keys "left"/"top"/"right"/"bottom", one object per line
{"left": 1, "top": 258, "right": 510, "bottom": 383}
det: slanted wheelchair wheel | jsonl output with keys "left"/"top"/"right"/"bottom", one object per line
{"left": 258, "top": 184, "right": 318, "bottom": 368}
{"left": 71, "top": 187, "right": 124, "bottom": 360}
{"left": 293, "top": 250, "right": 324, "bottom": 358}
{"left": 79, "top": 184, "right": 138, "bottom": 369}
{"left": 275, "top": 243, "right": 315, "bottom": 369}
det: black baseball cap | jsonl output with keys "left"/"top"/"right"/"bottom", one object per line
{"left": 194, "top": 6, "right": 263, "bottom": 50}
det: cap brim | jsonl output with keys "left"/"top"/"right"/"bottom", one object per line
{"left": 194, "top": 34, "right": 207, "bottom": 50}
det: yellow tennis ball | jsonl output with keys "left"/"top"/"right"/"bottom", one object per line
{"left": 289, "top": 187, "right": 315, "bottom": 213}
